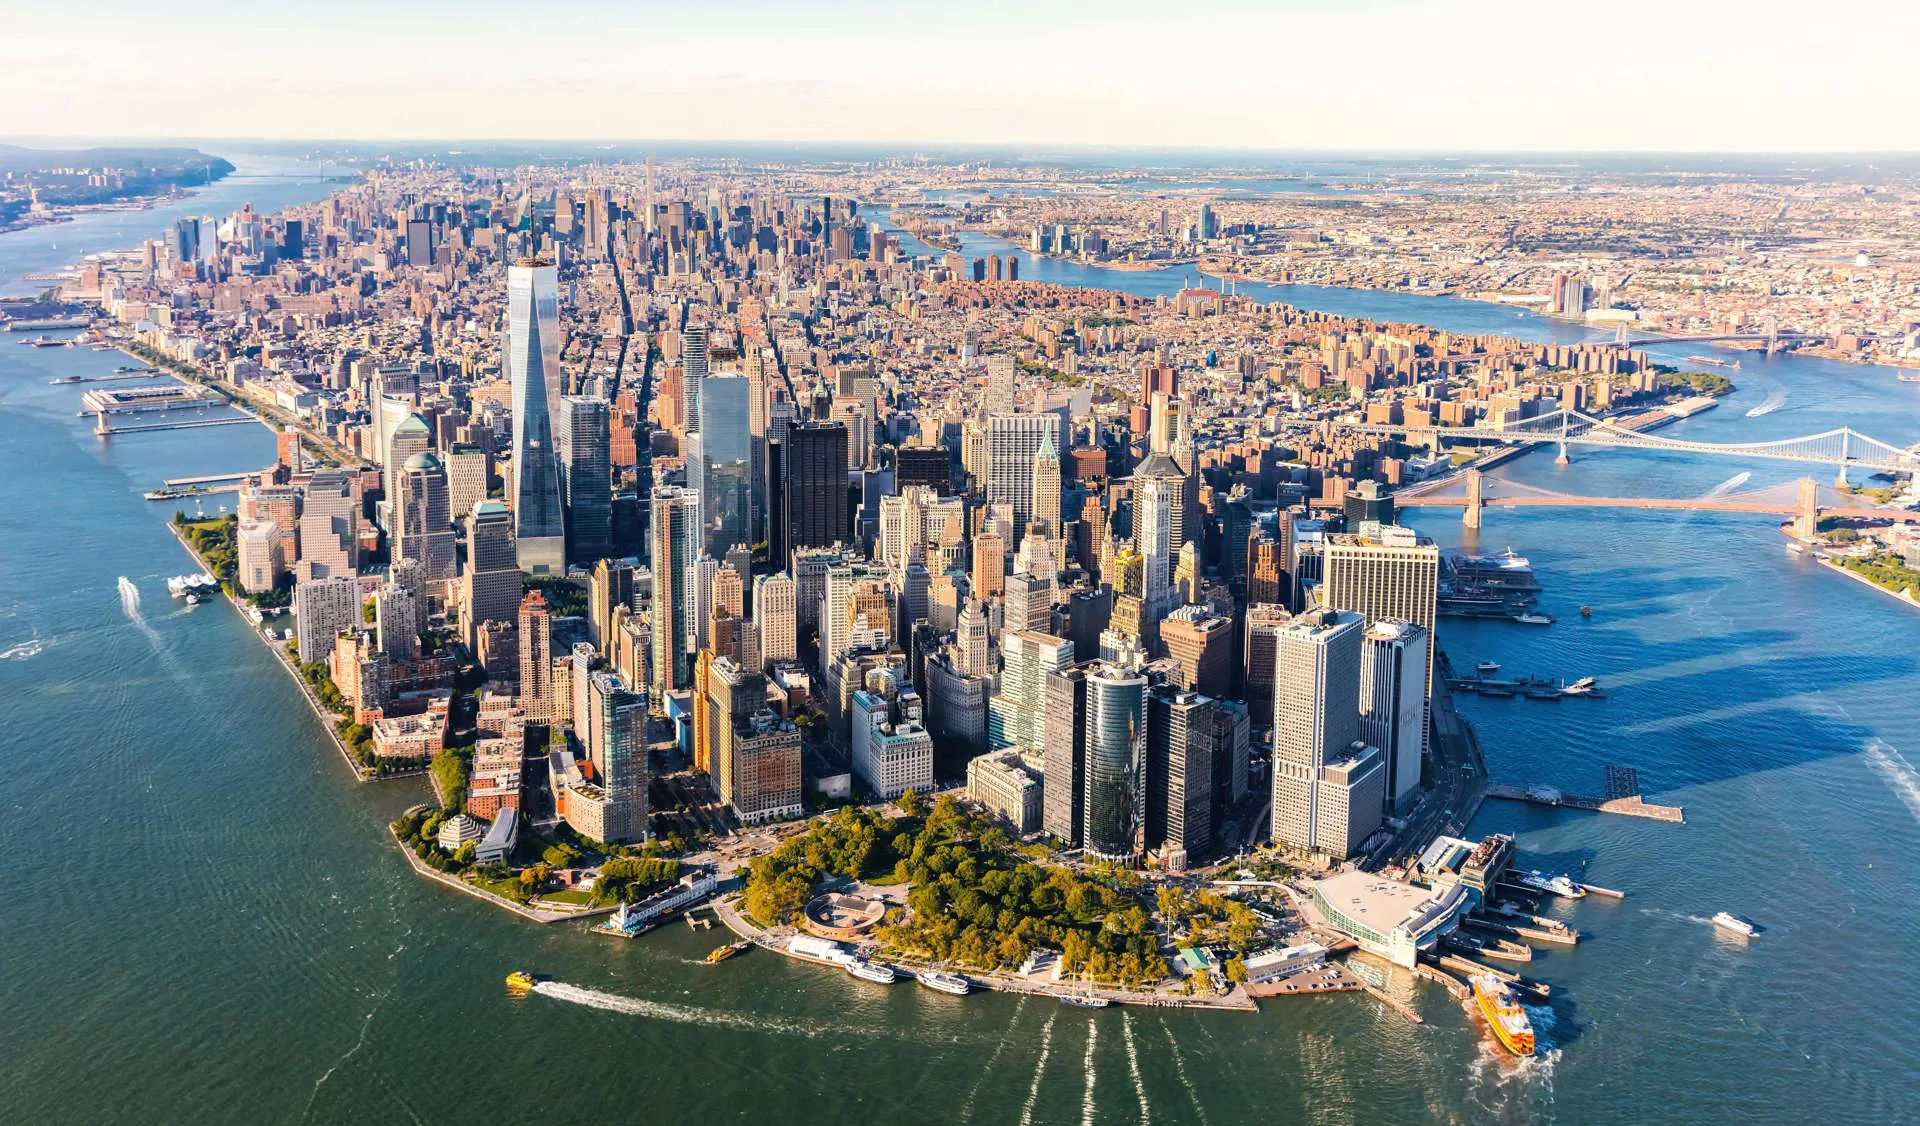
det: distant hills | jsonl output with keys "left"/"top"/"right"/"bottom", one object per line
{"left": 0, "top": 143, "right": 234, "bottom": 179}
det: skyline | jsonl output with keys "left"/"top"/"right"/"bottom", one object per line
{"left": 10, "top": 0, "right": 1920, "bottom": 153}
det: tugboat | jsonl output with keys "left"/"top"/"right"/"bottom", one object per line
{"left": 846, "top": 958, "right": 899, "bottom": 985}
{"left": 505, "top": 970, "right": 540, "bottom": 994}
{"left": 706, "top": 940, "right": 750, "bottom": 964}
{"left": 1472, "top": 975, "right": 1536, "bottom": 1057}
{"left": 1579, "top": 605, "right": 1593, "bottom": 618}
{"left": 1712, "top": 912, "right": 1757, "bottom": 938}
{"left": 918, "top": 970, "right": 972, "bottom": 996}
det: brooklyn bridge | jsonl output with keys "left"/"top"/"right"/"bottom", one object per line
{"left": 1395, "top": 469, "right": 1919, "bottom": 532}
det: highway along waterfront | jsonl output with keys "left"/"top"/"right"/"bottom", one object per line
{"left": 0, "top": 189, "right": 1916, "bottom": 1124}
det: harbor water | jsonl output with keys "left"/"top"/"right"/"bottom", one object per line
{"left": 1, "top": 175, "right": 1917, "bottom": 1124}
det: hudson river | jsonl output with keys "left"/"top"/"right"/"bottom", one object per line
{"left": 2, "top": 180, "right": 1917, "bottom": 1124}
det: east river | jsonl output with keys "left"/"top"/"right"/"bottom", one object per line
{"left": 1, "top": 174, "right": 1917, "bottom": 1124}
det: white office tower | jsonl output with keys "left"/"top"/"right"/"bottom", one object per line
{"left": 1270, "top": 609, "right": 1384, "bottom": 860}
{"left": 955, "top": 597, "right": 991, "bottom": 679}
{"left": 649, "top": 487, "right": 698, "bottom": 696}
{"left": 682, "top": 324, "right": 710, "bottom": 434}
{"left": 686, "top": 555, "right": 719, "bottom": 657}
{"left": 990, "top": 631, "right": 1073, "bottom": 754}
{"left": 985, "top": 414, "right": 1061, "bottom": 533}
{"left": 506, "top": 259, "right": 566, "bottom": 574}
{"left": 1320, "top": 525, "right": 1438, "bottom": 750}
{"left": 1134, "top": 454, "right": 1180, "bottom": 618}
{"left": 754, "top": 572, "right": 797, "bottom": 670}
{"left": 1361, "top": 619, "right": 1431, "bottom": 815}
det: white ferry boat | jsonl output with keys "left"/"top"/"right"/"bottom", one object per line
{"left": 1514, "top": 870, "right": 1586, "bottom": 898}
{"left": 846, "top": 959, "right": 899, "bottom": 985}
{"left": 166, "top": 572, "right": 218, "bottom": 598}
{"left": 917, "top": 971, "right": 971, "bottom": 996}
{"left": 1513, "top": 611, "right": 1554, "bottom": 625}
{"left": 1712, "top": 912, "right": 1757, "bottom": 938}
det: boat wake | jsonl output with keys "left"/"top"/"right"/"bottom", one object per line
{"left": 1864, "top": 739, "right": 1920, "bottom": 824}
{"left": 1638, "top": 906, "right": 1715, "bottom": 926}
{"left": 118, "top": 576, "right": 161, "bottom": 643}
{"left": 531, "top": 980, "right": 827, "bottom": 1039}
{"left": 1745, "top": 389, "right": 1788, "bottom": 417}
{"left": 1080, "top": 1020, "right": 1099, "bottom": 1126}
{"left": 1703, "top": 471, "right": 1751, "bottom": 499}
{"left": 1120, "top": 1015, "right": 1151, "bottom": 1124}
{"left": 1017, "top": 1012, "right": 1058, "bottom": 1126}
{"left": 0, "top": 638, "right": 44, "bottom": 661}
{"left": 1463, "top": 997, "right": 1563, "bottom": 1116}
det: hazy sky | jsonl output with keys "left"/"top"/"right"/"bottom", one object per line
{"left": 9, "top": 0, "right": 1918, "bottom": 151}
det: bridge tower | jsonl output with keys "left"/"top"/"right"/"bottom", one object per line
{"left": 1555, "top": 410, "right": 1571, "bottom": 466}
{"left": 1614, "top": 320, "right": 1630, "bottom": 346}
{"left": 1765, "top": 314, "right": 1780, "bottom": 355}
{"left": 1835, "top": 429, "right": 1850, "bottom": 489}
{"left": 1793, "top": 477, "right": 1819, "bottom": 539}
{"left": 1463, "top": 468, "right": 1484, "bottom": 529}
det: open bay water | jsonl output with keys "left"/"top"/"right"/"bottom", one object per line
{"left": 2, "top": 177, "right": 1918, "bottom": 1125}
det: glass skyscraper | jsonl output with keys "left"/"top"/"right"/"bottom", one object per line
{"left": 507, "top": 259, "right": 566, "bottom": 574}
{"left": 559, "top": 395, "right": 612, "bottom": 564}
{"left": 1083, "top": 663, "right": 1147, "bottom": 861}
{"left": 697, "top": 374, "right": 753, "bottom": 560}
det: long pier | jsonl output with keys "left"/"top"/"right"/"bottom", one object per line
{"left": 1484, "top": 782, "right": 1686, "bottom": 823}
{"left": 163, "top": 471, "right": 255, "bottom": 486}
{"left": 98, "top": 415, "right": 259, "bottom": 436}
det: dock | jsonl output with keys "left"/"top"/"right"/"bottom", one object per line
{"left": 1464, "top": 914, "right": 1580, "bottom": 947}
{"left": 99, "top": 415, "right": 259, "bottom": 436}
{"left": 1484, "top": 783, "right": 1685, "bottom": 823}
{"left": 1578, "top": 882, "right": 1627, "bottom": 899}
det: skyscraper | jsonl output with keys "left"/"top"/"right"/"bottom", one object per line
{"left": 784, "top": 422, "right": 850, "bottom": 553}
{"left": 1146, "top": 687, "right": 1217, "bottom": 867}
{"left": 1321, "top": 526, "right": 1438, "bottom": 751}
{"left": 507, "top": 259, "right": 566, "bottom": 573}
{"left": 393, "top": 451, "right": 455, "bottom": 583}
{"left": 584, "top": 672, "right": 647, "bottom": 843}
{"left": 1083, "top": 662, "right": 1147, "bottom": 861}
{"left": 1361, "top": 619, "right": 1431, "bottom": 815}
{"left": 1030, "top": 427, "right": 1062, "bottom": 539}
{"left": 697, "top": 374, "right": 753, "bottom": 560}
{"left": 295, "top": 576, "right": 359, "bottom": 663}
{"left": 558, "top": 396, "right": 612, "bottom": 563}
{"left": 649, "top": 487, "right": 698, "bottom": 696}
{"left": 1041, "top": 665, "right": 1088, "bottom": 846}
{"left": 991, "top": 631, "right": 1073, "bottom": 754}
{"left": 986, "top": 414, "right": 1061, "bottom": 532}
{"left": 461, "top": 500, "right": 522, "bottom": 654}
{"left": 681, "top": 325, "right": 710, "bottom": 435}
{"left": 1134, "top": 452, "right": 1181, "bottom": 620}
{"left": 1269, "top": 609, "right": 1383, "bottom": 859}
{"left": 298, "top": 470, "right": 358, "bottom": 581}
{"left": 754, "top": 572, "right": 797, "bottom": 669}
{"left": 518, "top": 592, "right": 555, "bottom": 723}
{"left": 588, "top": 558, "right": 635, "bottom": 653}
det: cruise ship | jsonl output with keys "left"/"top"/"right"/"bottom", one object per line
{"left": 1449, "top": 549, "right": 1541, "bottom": 593}
{"left": 1472, "top": 975, "right": 1536, "bottom": 1057}
{"left": 917, "top": 970, "right": 971, "bottom": 996}
{"left": 1514, "top": 870, "right": 1586, "bottom": 898}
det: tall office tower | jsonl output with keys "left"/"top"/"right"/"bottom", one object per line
{"left": 1269, "top": 609, "right": 1382, "bottom": 859}
{"left": 850, "top": 667, "right": 935, "bottom": 800}
{"left": 896, "top": 445, "right": 952, "bottom": 495}
{"left": 1243, "top": 602, "right": 1292, "bottom": 729}
{"left": 518, "top": 592, "right": 556, "bottom": 723}
{"left": 393, "top": 452, "right": 455, "bottom": 583}
{"left": 507, "top": 259, "right": 566, "bottom": 573}
{"left": 374, "top": 583, "right": 421, "bottom": 662}
{"left": 971, "top": 527, "right": 1006, "bottom": 601}
{"left": 986, "top": 415, "right": 1060, "bottom": 531}
{"left": 686, "top": 555, "right": 720, "bottom": 658}
{"left": 384, "top": 412, "right": 432, "bottom": 502}
{"left": 1160, "top": 605, "right": 1234, "bottom": 698}
{"left": 445, "top": 444, "right": 488, "bottom": 525}
{"left": 785, "top": 422, "right": 850, "bottom": 552}
{"left": 1003, "top": 570, "right": 1055, "bottom": 636}
{"left": 648, "top": 488, "right": 697, "bottom": 695}
{"left": 697, "top": 374, "right": 754, "bottom": 559}
{"left": 298, "top": 470, "right": 358, "bottom": 581}
{"left": 1041, "top": 665, "right": 1088, "bottom": 845}
{"left": 1083, "top": 662, "right": 1148, "bottom": 861}
{"left": 1146, "top": 687, "right": 1217, "bottom": 868}
{"left": 406, "top": 217, "right": 435, "bottom": 265}
{"left": 1248, "top": 528, "right": 1288, "bottom": 608}
{"left": 235, "top": 520, "right": 284, "bottom": 595}
{"left": 1209, "top": 698, "right": 1251, "bottom": 814}
{"left": 1196, "top": 203, "right": 1217, "bottom": 241}
{"left": 462, "top": 500, "right": 523, "bottom": 654}
{"left": 1321, "top": 526, "right": 1438, "bottom": 749}
{"left": 558, "top": 396, "right": 612, "bottom": 563}
{"left": 1361, "top": 619, "right": 1431, "bottom": 815}
{"left": 584, "top": 672, "right": 648, "bottom": 843}
{"left": 754, "top": 572, "right": 797, "bottom": 669}
{"left": 1134, "top": 453, "right": 1180, "bottom": 619}
{"left": 1030, "top": 428, "right": 1062, "bottom": 539}
{"left": 1173, "top": 541, "right": 1202, "bottom": 607}
{"left": 588, "top": 558, "right": 635, "bottom": 652}
{"left": 1343, "top": 479, "right": 1395, "bottom": 529}
{"left": 708, "top": 564, "right": 745, "bottom": 651}
{"left": 294, "top": 576, "right": 359, "bottom": 663}
{"left": 955, "top": 597, "right": 991, "bottom": 678}
{"left": 681, "top": 325, "right": 710, "bottom": 434}
{"left": 984, "top": 354, "right": 1018, "bottom": 417}
{"left": 991, "top": 631, "right": 1073, "bottom": 753}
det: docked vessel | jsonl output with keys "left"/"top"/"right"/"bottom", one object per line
{"left": 846, "top": 959, "right": 899, "bottom": 985}
{"left": 1472, "top": 975, "right": 1536, "bottom": 1057}
{"left": 1513, "top": 612, "right": 1554, "bottom": 625}
{"left": 1476, "top": 660, "right": 1501, "bottom": 675}
{"left": 1450, "top": 548, "right": 1541, "bottom": 593}
{"left": 1712, "top": 912, "right": 1757, "bottom": 938}
{"left": 505, "top": 970, "right": 539, "bottom": 994}
{"left": 1058, "top": 993, "right": 1111, "bottom": 1009}
{"left": 1514, "top": 870, "right": 1586, "bottom": 898}
{"left": 48, "top": 375, "right": 83, "bottom": 385}
{"left": 917, "top": 971, "right": 971, "bottom": 996}
{"left": 706, "top": 940, "right": 750, "bottom": 964}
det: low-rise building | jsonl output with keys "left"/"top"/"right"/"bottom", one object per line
{"left": 1309, "top": 870, "right": 1469, "bottom": 968}
{"left": 966, "top": 750, "right": 1043, "bottom": 835}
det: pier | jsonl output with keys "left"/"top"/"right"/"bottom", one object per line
{"left": 163, "top": 471, "right": 255, "bottom": 486}
{"left": 1484, "top": 783, "right": 1686, "bottom": 823}
{"left": 98, "top": 415, "right": 258, "bottom": 436}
